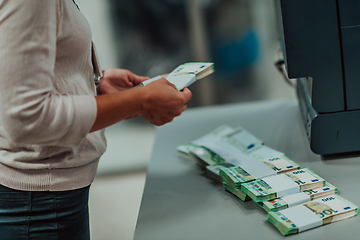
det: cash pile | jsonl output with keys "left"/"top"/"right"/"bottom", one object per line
{"left": 241, "top": 168, "right": 326, "bottom": 202}
{"left": 178, "top": 125, "right": 290, "bottom": 172}
{"left": 267, "top": 195, "right": 358, "bottom": 235}
{"left": 206, "top": 163, "right": 235, "bottom": 183}
{"left": 261, "top": 183, "right": 337, "bottom": 212}
{"left": 177, "top": 125, "right": 358, "bottom": 236}
{"left": 223, "top": 183, "right": 250, "bottom": 201}
{"left": 219, "top": 155, "right": 300, "bottom": 188}
{"left": 177, "top": 125, "right": 234, "bottom": 166}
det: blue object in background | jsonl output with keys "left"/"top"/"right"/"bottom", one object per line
{"left": 213, "top": 29, "right": 259, "bottom": 81}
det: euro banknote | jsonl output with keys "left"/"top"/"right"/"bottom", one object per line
{"left": 167, "top": 62, "right": 215, "bottom": 80}
{"left": 218, "top": 155, "right": 300, "bottom": 189}
{"left": 267, "top": 194, "right": 358, "bottom": 236}
{"left": 206, "top": 162, "right": 235, "bottom": 183}
{"left": 140, "top": 62, "right": 215, "bottom": 90}
{"left": 177, "top": 125, "right": 234, "bottom": 165}
{"left": 190, "top": 131, "right": 258, "bottom": 166}
{"left": 221, "top": 126, "right": 263, "bottom": 152}
{"left": 261, "top": 183, "right": 337, "bottom": 212}
{"left": 223, "top": 183, "right": 250, "bottom": 201}
{"left": 241, "top": 168, "right": 326, "bottom": 202}
{"left": 180, "top": 125, "right": 284, "bottom": 168}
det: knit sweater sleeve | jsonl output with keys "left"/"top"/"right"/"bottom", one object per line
{"left": 0, "top": 0, "right": 97, "bottom": 147}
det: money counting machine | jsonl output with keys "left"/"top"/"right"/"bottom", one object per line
{"left": 275, "top": 0, "right": 360, "bottom": 155}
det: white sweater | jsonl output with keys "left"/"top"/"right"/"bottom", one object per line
{"left": 0, "top": 0, "right": 107, "bottom": 191}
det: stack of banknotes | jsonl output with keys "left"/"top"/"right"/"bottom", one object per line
{"left": 139, "top": 62, "right": 215, "bottom": 91}
{"left": 177, "top": 125, "right": 358, "bottom": 236}
{"left": 267, "top": 195, "right": 358, "bottom": 235}
{"left": 260, "top": 183, "right": 337, "bottom": 212}
{"left": 241, "top": 168, "right": 326, "bottom": 202}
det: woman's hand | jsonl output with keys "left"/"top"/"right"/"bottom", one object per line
{"left": 98, "top": 68, "right": 149, "bottom": 95}
{"left": 90, "top": 77, "right": 192, "bottom": 132}
{"left": 140, "top": 78, "right": 192, "bottom": 126}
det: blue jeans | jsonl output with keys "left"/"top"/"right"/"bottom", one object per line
{"left": 0, "top": 184, "right": 90, "bottom": 240}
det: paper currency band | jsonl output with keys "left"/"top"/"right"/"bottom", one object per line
{"left": 281, "top": 192, "right": 311, "bottom": 208}
{"left": 278, "top": 205, "right": 322, "bottom": 232}
{"left": 262, "top": 174, "right": 300, "bottom": 198}
{"left": 241, "top": 161, "right": 276, "bottom": 179}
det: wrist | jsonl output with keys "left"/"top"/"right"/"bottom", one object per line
{"left": 134, "top": 86, "right": 148, "bottom": 116}
{"left": 94, "top": 70, "right": 105, "bottom": 95}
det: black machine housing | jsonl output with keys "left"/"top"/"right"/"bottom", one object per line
{"left": 275, "top": 0, "right": 360, "bottom": 155}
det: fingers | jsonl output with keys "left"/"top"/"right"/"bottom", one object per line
{"left": 180, "top": 88, "right": 193, "bottom": 102}
{"left": 140, "top": 77, "right": 192, "bottom": 126}
{"left": 105, "top": 68, "right": 150, "bottom": 87}
{"left": 132, "top": 75, "right": 150, "bottom": 86}
{"left": 128, "top": 71, "right": 150, "bottom": 85}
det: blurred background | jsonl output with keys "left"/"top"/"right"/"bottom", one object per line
{"left": 75, "top": 0, "right": 296, "bottom": 239}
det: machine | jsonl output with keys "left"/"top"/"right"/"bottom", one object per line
{"left": 275, "top": 0, "right": 360, "bottom": 155}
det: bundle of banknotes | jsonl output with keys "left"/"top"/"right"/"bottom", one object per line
{"left": 139, "top": 62, "right": 215, "bottom": 90}
{"left": 260, "top": 183, "right": 337, "bottom": 212}
{"left": 241, "top": 168, "right": 326, "bottom": 202}
{"left": 177, "top": 125, "right": 358, "bottom": 236}
{"left": 267, "top": 195, "right": 358, "bottom": 235}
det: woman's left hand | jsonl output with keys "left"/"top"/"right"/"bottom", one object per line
{"left": 98, "top": 68, "right": 149, "bottom": 95}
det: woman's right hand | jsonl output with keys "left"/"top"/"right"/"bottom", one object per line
{"left": 140, "top": 78, "right": 192, "bottom": 126}
{"left": 90, "top": 77, "right": 192, "bottom": 132}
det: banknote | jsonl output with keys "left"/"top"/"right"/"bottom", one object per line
{"left": 222, "top": 126, "right": 263, "bottom": 152}
{"left": 223, "top": 183, "right": 250, "bottom": 201}
{"left": 260, "top": 155, "right": 300, "bottom": 174}
{"left": 261, "top": 183, "right": 337, "bottom": 212}
{"left": 267, "top": 194, "right": 358, "bottom": 236}
{"left": 176, "top": 143, "right": 199, "bottom": 161}
{"left": 182, "top": 126, "right": 279, "bottom": 167}
{"left": 191, "top": 135, "right": 256, "bottom": 166}
{"left": 167, "top": 62, "right": 215, "bottom": 80}
{"left": 219, "top": 155, "right": 300, "bottom": 189}
{"left": 140, "top": 62, "right": 214, "bottom": 90}
{"left": 206, "top": 162, "right": 235, "bottom": 183}
{"left": 245, "top": 145, "right": 284, "bottom": 161}
{"left": 177, "top": 125, "right": 234, "bottom": 166}
{"left": 241, "top": 168, "right": 326, "bottom": 202}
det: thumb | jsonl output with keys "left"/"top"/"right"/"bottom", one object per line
{"left": 159, "top": 78, "right": 177, "bottom": 90}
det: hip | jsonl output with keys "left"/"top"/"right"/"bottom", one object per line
{"left": 0, "top": 184, "right": 91, "bottom": 240}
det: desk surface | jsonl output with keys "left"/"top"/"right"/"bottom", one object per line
{"left": 133, "top": 99, "right": 360, "bottom": 240}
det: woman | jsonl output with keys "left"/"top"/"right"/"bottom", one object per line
{"left": 0, "top": 0, "right": 192, "bottom": 239}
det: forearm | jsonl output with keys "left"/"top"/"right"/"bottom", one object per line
{"left": 91, "top": 78, "right": 192, "bottom": 131}
{"left": 90, "top": 87, "right": 144, "bottom": 132}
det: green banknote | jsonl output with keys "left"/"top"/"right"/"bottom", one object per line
{"left": 219, "top": 155, "right": 300, "bottom": 190}
{"left": 223, "top": 183, "right": 250, "bottom": 202}
{"left": 141, "top": 62, "right": 215, "bottom": 90}
{"left": 177, "top": 125, "right": 234, "bottom": 166}
{"left": 260, "top": 155, "right": 300, "bottom": 174}
{"left": 206, "top": 162, "right": 235, "bottom": 183}
{"left": 241, "top": 168, "right": 326, "bottom": 202}
{"left": 176, "top": 143, "right": 198, "bottom": 161}
{"left": 268, "top": 194, "right": 358, "bottom": 236}
{"left": 190, "top": 146, "right": 226, "bottom": 167}
{"left": 167, "top": 62, "right": 215, "bottom": 80}
{"left": 261, "top": 183, "right": 337, "bottom": 212}
{"left": 241, "top": 177, "right": 277, "bottom": 202}
{"left": 222, "top": 126, "right": 263, "bottom": 152}
{"left": 184, "top": 126, "right": 274, "bottom": 167}
{"left": 191, "top": 135, "right": 256, "bottom": 166}
{"left": 244, "top": 145, "right": 284, "bottom": 161}
{"left": 219, "top": 166, "right": 256, "bottom": 188}
{"left": 190, "top": 126, "right": 265, "bottom": 166}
